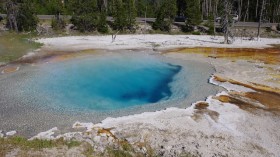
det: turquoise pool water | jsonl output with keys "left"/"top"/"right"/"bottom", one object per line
{"left": 0, "top": 51, "right": 219, "bottom": 136}
{"left": 26, "top": 53, "right": 181, "bottom": 111}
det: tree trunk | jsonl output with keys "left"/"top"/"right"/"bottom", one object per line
{"left": 256, "top": 0, "right": 259, "bottom": 19}
{"left": 257, "top": 0, "right": 265, "bottom": 41}
{"left": 244, "top": 0, "right": 250, "bottom": 22}
{"left": 224, "top": 0, "right": 229, "bottom": 44}
{"left": 213, "top": 0, "right": 216, "bottom": 36}
{"left": 238, "top": 0, "right": 242, "bottom": 21}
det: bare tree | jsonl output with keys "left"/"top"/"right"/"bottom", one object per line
{"left": 257, "top": 0, "right": 266, "bottom": 41}
{"left": 221, "top": 0, "right": 234, "bottom": 44}
{"left": 5, "top": 0, "right": 18, "bottom": 32}
{"left": 244, "top": 0, "right": 249, "bottom": 22}
{"left": 238, "top": 0, "right": 242, "bottom": 20}
{"left": 256, "top": 0, "right": 259, "bottom": 19}
{"left": 213, "top": 0, "right": 217, "bottom": 36}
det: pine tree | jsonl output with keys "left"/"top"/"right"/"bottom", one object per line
{"left": 70, "top": 0, "right": 99, "bottom": 32}
{"left": 113, "top": 0, "right": 127, "bottom": 31}
{"left": 153, "top": 0, "right": 177, "bottom": 32}
{"left": 185, "top": 0, "right": 202, "bottom": 26}
{"left": 153, "top": 6, "right": 165, "bottom": 31}
{"left": 112, "top": 0, "right": 136, "bottom": 31}
{"left": 17, "top": 1, "right": 38, "bottom": 31}
{"left": 97, "top": 9, "right": 109, "bottom": 33}
{"left": 126, "top": 0, "right": 136, "bottom": 30}
{"left": 136, "top": 0, "right": 146, "bottom": 17}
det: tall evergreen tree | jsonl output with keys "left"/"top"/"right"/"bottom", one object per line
{"left": 126, "top": 0, "right": 136, "bottom": 30}
{"left": 153, "top": 0, "right": 177, "bottom": 32}
{"left": 112, "top": 0, "right": 136, "bottom": 31}
{"left": 17, "top": 0, "right": 38, "bottom": 31}
{"left": 70, "top": 0, "right": 99, "bottom": 32}
{"left": 185, "top": 0, "right": 202, "bottom": 26}
{"left": 136, "top": 0, "right": 146, "bottom": 17}
{"left": 113, "top": 0, "right": 127, "bottom": 30}
{"left": 97, "top": 9, "right": 109, "bottom": 33}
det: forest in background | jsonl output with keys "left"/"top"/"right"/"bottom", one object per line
{"left": 1, "top": 0, "right": 279, "bottom": 22}
{"left": 0, "top": 0, "right": 280, "bottom": 37}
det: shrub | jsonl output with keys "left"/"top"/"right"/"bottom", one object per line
{"left": 192, "top": 31, "right": 200, "bottom": 35}
{"left": 207, "top": 24, "right": 215, "bottom": 35}
{"left": 181, "top": 24, "right": 194, "bottom": 32}
{"left": 71, "top": 14, "right": 98, "bottom": 32}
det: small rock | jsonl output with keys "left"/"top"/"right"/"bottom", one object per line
{"left": 108, "top": 136, "right": 115, "bottom": 144}
{"left": 100, "top": 133, "right": 107, "bottom": 137}
{"left": 6, "top": 130, "right": 17, "bottom": 136}
{"left": 73, "top": 133, "right": 84, "bottom": 141}
{"left": 93, "top": 136, "right": 101, "bottom": 143}
{"left": 141, "top": 147, "right": 147, "bottom": 153}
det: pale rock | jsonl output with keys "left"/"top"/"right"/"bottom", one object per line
{"left": 30, "top": 127, "right": 58, "bottom": 140}
{"left": 99, "top": 133, "right": 107, "bottom": 137}
{"left": 108, "top": 136, "right": 115, "bottom": 144}
{"left": 6, "top": 130, "right": 17, "bottom": 136}
{"left": 93, "top": 136, "right": 101, "bottom": 143}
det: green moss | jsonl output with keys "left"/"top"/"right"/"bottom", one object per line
{"left": 82, "top": 143, "right": 95, "bottom": 157}
{"left": 107, "top": 147, "right": 133, "bottom": 157}
{"left": 67, "top": 140, "right": 81, "bottom": 148}
{"left": 191, "top": 31, "right": 201, "bottom": 35}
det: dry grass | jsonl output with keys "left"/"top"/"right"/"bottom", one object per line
{"left": 0, "top": 32, "right": 42, "bottom": 63}
{"left": 0, "top": 136, "right": 81, "bottom": 157}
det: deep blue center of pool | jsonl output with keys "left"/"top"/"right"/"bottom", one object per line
{"left": 29, "top": 54, "right": 181, "bottom": 111}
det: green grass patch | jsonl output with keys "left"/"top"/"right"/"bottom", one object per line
{"left": 191, "top": 31, "right": 201, "bottom": 35}
{"left": 0, "top": 32, "right": 42, "bottom": 63}
{"left": 107, "top": 148, "right": 133, "bottom": 157}
{"left": 0, "top": 136, "right": 81, "bottom": 156}
{"left": 66, "top": 140, "right": 81, "bottom": 148}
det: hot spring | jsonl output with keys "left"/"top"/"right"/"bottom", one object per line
{"left": 26, "top": 53, "right": 182, "bottom": 111}
{"left": 0, "top": 51, "right": 219, "bottom": 136}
